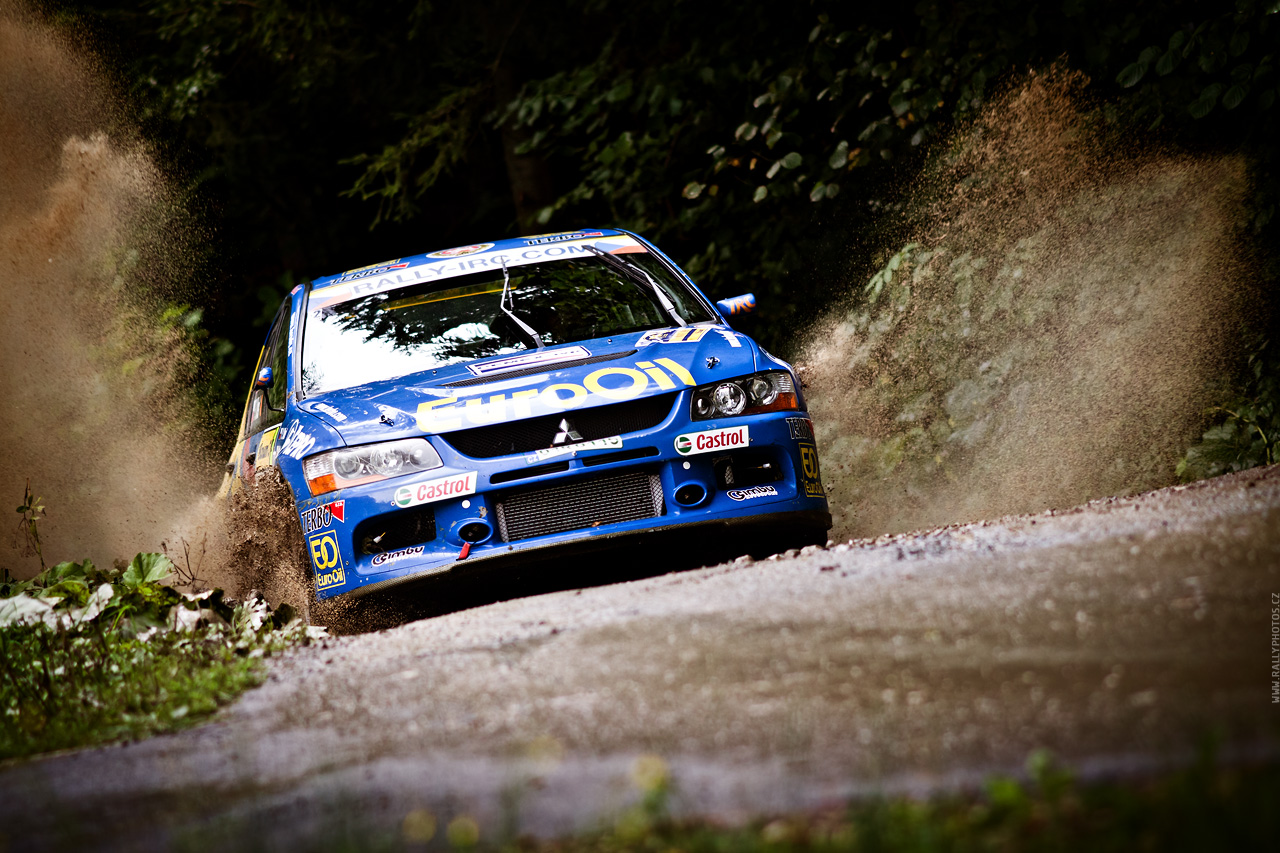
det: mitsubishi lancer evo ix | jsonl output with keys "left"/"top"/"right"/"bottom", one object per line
{"left": 221, "top": 229, "right": 830, "bottom": 600}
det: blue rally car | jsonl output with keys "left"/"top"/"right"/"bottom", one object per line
{"left": 221, "top": 230, "right": 830, "bottom": 600}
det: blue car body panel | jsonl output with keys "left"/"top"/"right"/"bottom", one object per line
{"left": 223, "top": 229, "right": 830, "bottom": 600}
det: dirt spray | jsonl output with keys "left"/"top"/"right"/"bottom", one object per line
{"left": 804, "top": 69, "right": 1253, "bottom": 541}
{"left": 0, "top": 1, "right": 224, "bottom": 578}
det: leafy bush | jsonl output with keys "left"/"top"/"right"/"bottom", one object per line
{"left": 1178, "top": 336, "right": 1279, "bottom": 479}
{"left": 0, "top": 550, "right": 322, "bottom": 760}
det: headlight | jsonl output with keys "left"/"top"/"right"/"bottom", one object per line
{"left": 689, "top": 371, "right": 798, "bottom": 421}
{"left": 302, "top": 438, "right": 442, "bottom": 496}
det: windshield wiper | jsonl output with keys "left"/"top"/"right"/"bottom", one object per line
{"left": 500, "top": 258, "right": 545, "bottom": 349}
{"left": 584, "top": 245, "right": 687, "bottom": 328}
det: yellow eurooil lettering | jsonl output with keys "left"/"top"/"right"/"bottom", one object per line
{"left": 540, "top": 383, "right": 587, "bottom": 410}
{"left": 464, "top": 395, "right": 507, "bottom": 425}
{"left": 654, "top": 357, "right": 695, "bottom": 386}
{"left": 417, "top": 396, "right": 461, "bottom": 432}
{"left": 583, "top": 366, "right": 649, "bottom": 400}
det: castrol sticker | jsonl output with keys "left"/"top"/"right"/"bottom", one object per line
{"left": 674, "top": 425, "right": 749, "bottom": 456}
{"left": 393, "top": 471, "right": 478, "bottom": 508}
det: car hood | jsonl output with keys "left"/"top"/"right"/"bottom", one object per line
{"left": 298, "top": 326, "right": 761, "bottom": 446}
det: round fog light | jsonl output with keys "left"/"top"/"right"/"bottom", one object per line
{"left": 458, "top": 521, "right": 492, "bottom": 543}
{"left": 674, "top": 483, "right": 707, "bottom": 506}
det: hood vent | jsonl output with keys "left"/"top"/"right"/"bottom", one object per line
{"left": 442, "top": 349, "right": 638, "bottom": 388}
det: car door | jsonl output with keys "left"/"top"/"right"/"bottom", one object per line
{"left": 229, "top": 299, "right": 292, "bottom": 491}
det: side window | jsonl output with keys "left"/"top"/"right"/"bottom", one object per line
{"left": 247, "top": 302, "right": 291, "bottom": 436}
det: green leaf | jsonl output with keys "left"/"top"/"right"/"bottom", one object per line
{"left": 781, "top": 152, "right": 802, "bottom": 169}
{"left": 809, "top": 182, "right": 826, "bottom": 202}
{"left": 1230, "top": 31, "right": 1250, "bottom": 57}
{"left": 1188, "top": 83, "right": 1223, "bottom": 118}
{"left": 825, "top": 183, "right": 840, "bottom": 198}
{"left": 1116, "top": 62, "right": 1147, "bottom": 88}
{"left": 682, "top": 182, "right": 705, "bottom": 200}
{"left": 1138, "top": 46, "right": 1161, "bottom": 65}
{"left": 828, "top": 140, "right": 849, "bottom": 169}
{"left": 1155, "top": 49, "right": 1178, "bottom": 76}
{"left": 753, "top": 185, "right": 768, "bottom": 203}
{"left": 1222, "top": 84, "right": 1249, "bottom": 109}
{"left": 122, "top": 553, "right": 174, "bottom": 589}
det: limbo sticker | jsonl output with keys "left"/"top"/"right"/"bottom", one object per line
{"left": 726, "top": 485, "right": 779, "bottom": 502}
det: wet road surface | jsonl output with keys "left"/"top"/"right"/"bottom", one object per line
{"left": 3, "top": 466, "right": 1278, "bottom": 850}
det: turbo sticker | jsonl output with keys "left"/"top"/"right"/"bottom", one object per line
{"left": 524, "top": 231, "right": 603, "bottom": 245}
{"left": 335, "top": 260, "right": 408, "bottom": 283}
{"left": 309, "top": 531, "right": 346, "bottom": 591}
{"left": 301, "top": 500, "right": 345, "bottom": 534}
{"left": 393, "top": 471, "right": 478, "bottom": 508}
{"left": 417, "top": 357, "right": 696, "bottom": 432}
{"left": 674, "top": 425, "right": 750, "bottom": 456}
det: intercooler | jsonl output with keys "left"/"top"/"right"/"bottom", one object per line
{"left": 495, "top": 470, "right": 665, "bottom": 542}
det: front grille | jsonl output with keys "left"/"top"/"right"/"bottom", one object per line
{"left": 354, "top": 507, "right": 437, "bottom": 556}
{"left": 443, "top": 393, "right": 676, "bottom": 458}
{"left": 496, "top": 470, "right": 664, "bottom": 542}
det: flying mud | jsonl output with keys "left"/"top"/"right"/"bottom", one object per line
{"left": 804, "top": 69, "right": 1254, "bottom": 541}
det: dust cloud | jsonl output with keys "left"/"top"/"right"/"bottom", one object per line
{"left": 805, "top": 69, "right": 1253, "bottom": 541}
{"left": 0, "top": 1, "right": 223, "bottom": 577}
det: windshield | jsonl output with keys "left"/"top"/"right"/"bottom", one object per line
{"left": 301, "top": 252, "right": 713, "bottom": 394}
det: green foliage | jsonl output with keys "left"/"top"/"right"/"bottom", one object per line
{"left": 1, "top": 498, "right": 321, "bottom": 760}
{"left": 180, "top": 751, "right": 1280, "bottom": 851}
{"left": 63, "top": 0, "right": 1280, "bottom": 463}
{"left": 1178, "top": 336, "right": 1279, "bottom": 479}
{"left": 13, "top": 481, "right": 46, "bottom": 571}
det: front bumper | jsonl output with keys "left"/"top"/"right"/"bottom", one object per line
{"left": 295, "top": 406, "right": 830, "bottom": 600}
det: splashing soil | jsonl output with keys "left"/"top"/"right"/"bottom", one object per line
{"left": 804, "top": 69, "right": 1253, "bottom": 540}
{"left": 0, "top": 2, "right": 219, "bottom": 576}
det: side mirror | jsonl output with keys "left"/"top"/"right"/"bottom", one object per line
{"left": 716, "top": 293, "right": 757, "bottom": 317}
{"left": 254, "top": 366, "right": 275, "bottom": 391}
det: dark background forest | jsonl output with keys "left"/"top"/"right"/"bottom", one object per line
{"left": 45, "top": 0, "right": 1280, "bottom": 471}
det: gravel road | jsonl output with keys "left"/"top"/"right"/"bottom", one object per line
{"left": 3, "top": 466, "right": 1278, "bottom": 851}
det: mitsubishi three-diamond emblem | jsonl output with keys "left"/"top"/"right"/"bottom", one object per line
{"left": 551, "top": 418, "right": 584, "bottom": 445}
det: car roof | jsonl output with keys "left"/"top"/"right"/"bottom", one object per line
{"left": 310, "top": 228, "right": 631, "bottom": 292}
